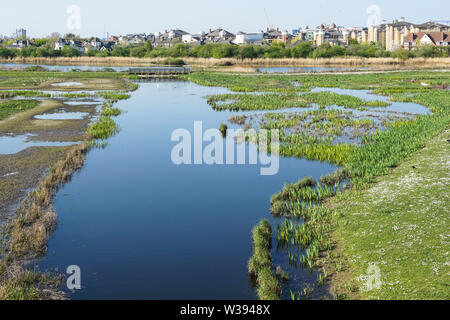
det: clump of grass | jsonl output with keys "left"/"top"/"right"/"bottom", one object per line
{"left": 248, "top": 219, "right": 281, "bottom": 300}
{"left": 0, "top": 263, "right": 65, "bottom": 300}
{"left": 87, "top": 116, "right": 119, "bottom": 140}
{"left": 0, "top": 100, "right": 39, "bottom": 120}
{"left": 320, "top": 168, "right": 351, "bottom": 186}
{"left": 257, "top": 268, "right": 282, "bottom": 300}
{"left": 24, "top": 66, "right": 49, "bottom": 72}
{"left": 228, "top": 115, "right": 247, "bottom": 125}
{"left": 219, "top": 123, "right": 227, "bottom": 137}
{"left": 98, "top": 91, "right": 130, "bottom": 101}
{"left": 0, "top": 90, "right": 51, "bottom": 98}
{"left": 158, "top": 58, "right": 185, "bottom": 66}
{"left": 271, "top": 177, "right": 317, "bottom": 204}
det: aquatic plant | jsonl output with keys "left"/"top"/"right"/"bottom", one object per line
{"left": 248, "top": 219, "right": 281, "bottom": 300}
{"left": 219, "top": 123, "right": 228, "bottom": 137}
{"left": 0, "top": 100, "right": 39, "bottom": 120}
{"left": 87, "top": 116, "right": 119, "bottom": 140}
{"left": 320, "top": 168, "right": 351, "bottom": 186}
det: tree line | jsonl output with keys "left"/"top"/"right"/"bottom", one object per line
{"left": 1, "top": 40, "right": 449, "bottom": 60}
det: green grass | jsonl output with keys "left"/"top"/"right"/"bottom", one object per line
{"left": 332, "top": 131, "right": 450, "bottom": 299}
{"left": 248, "top": 219, "right": 282, "bottom": 300}
{"left": 206, "top": 91, "right": 387, "bottom": 111}
{"left": 0, "top": 90, "right": 51, "bottom": 98}
{"left": 87, "top": 116, "right": 119, "bottom": 140}
{"left": 0, "top": 100, "right": 39, "bottom": 120}
{"left": 0, "top": 265, "right": 64, "bottom": 300}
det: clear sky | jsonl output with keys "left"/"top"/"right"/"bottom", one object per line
{"left": 1, "top": 0, "right": 449, "bottom": 38}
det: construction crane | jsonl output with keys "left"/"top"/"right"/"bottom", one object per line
{"left": 264, "top": 8, "right": 273, "bottom": 30}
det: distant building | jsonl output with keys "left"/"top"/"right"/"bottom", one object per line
{"left": 264, "top": 28, "right": 283, "bottom": 43}
{"left": 15, "top": 28, "right": 27, "bottom": 39}
{"left": 182, "top": 33, "right": 203, "bottom": 44}
{"left": 54, "top": 38, "right": 84, "bottom": 53}
{"left": 357, "top": 18, "right": 450, "bottom": 51}
{"left": 154, "top": 29, "right": 188, "bottom": 47}
{"left": 403, "top": 32, "right": 450, "bottom": 50}
{"left": 233, "top": 32, "right": 264, "bottom": 45}
{"left": 7, "top": 40, "right": 28, "bottom": 49}
{"left": 204, "top": 28, "right": 235, "bottom": 43}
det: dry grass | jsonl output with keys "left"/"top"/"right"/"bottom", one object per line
{"left": 0, "top": 144, "right": 86, "bottom": 300}
{"left": 2, "top": 56, "right": 450, "bottom": 68}
{"left": 6, "top": 143, "right": 88, "bottom": 258}
{"left": 0, "top": 262, "right": 66, "bottom": 300}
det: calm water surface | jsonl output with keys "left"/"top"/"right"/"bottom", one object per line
{"left": 37, "top": 81, "right": 337, "bottom": 299}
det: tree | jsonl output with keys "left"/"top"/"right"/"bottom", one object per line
{"left": 238, "top": 45, "right": 257, "bottom": 59}
{"left": 348, "top": 38, "right": 359, "bottom": 46}
{"left": 311, "top": 44, "right": 346, "bottom": 58}
{"left": 211, "top": 44, "right": 238, "bottom": 58}
{"left": 290, "top": 42, "right": 313, "bottom": 58}
{"left": 61, "top": 46, "right": 81, "bottom": 57}
{"left": 34, "top": 39, "right": 48, "bottom": 47}
{"left": 391, "top": 48, "right": 412, "bottom": 60}
{"left": 110, "top": 46, "right": 131, "bottom": 57}
{"left": 264, "top": 42, "right": 289, "bottom": 58}
{"left": 144, "top": 40, "right": 153, "bottom": 52}
{"left": 130, "top": 46, "right": 147, "bottom": 58}
{"left": 0, "top": 48, "right": 17, "bottom": 59}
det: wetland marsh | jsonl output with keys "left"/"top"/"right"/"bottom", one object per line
{"left": 0, "top": 68, "right": 448, "bottom": 300}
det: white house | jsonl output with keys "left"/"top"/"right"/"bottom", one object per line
{"left": 182, "top": 34, "right": 203, "bottom": 44}
{"left": 233, "top": 32, "right": 264, "bottom": 45}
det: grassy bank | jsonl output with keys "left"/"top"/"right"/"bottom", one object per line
{"left": 0, "top": 143, "right": 88, "bottom": 299}
{"left": 0, "top": 70, "right": 137, "bottom": 299}
{"left": 328, "top": 130, "right": 449, "bottom": 299}
{"left": 186, "top": 70, "right": 450, "bottom": 299}
{"left": 0, "top": 69, "right": 135, "bottom": 91}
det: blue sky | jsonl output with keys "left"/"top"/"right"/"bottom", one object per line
{"left": 1, "top": 0, "right": 449, "bottom": 38}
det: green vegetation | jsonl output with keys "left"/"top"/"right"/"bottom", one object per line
{"left": 87, "top": 116, "right": 118, "bottom": 140}
{"left": 2, "top": 41, "right": 449, "bottom": 59}
{"left": 0, "top": 70, "right": 137, "bottom": 300}
{"left": 0, "top": 100, "right": 39, "bottom": 120}
{"left": 188, "top": 70, "right": 450, "bottom": 300}
{"left": 206, "top": 91, "right": 388, "bottom": 111}
{"left": 248, "top": 219, "right": 282, "bottom": 300}
{"left": 157, "top": 58, "right": 186, "bottom": 66}
{"left": 0, "top": 90, "right": 51, "bottom": 98}
{"left": 0, "top": 266, "right": 64, "bottom": 300}
{"left": 0, "top": 70, "right": 134, "bottom": 90}
{"left": 331, "top": 131, "right": 449, "bottom": 299}
{"left": 0, "top": 144, "right": 88, "bottom": 300}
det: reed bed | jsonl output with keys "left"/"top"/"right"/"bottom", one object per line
{"left": 2, "top": 56, "right": 450, "bottom": 68}
{"left": 4, "top": 143, "right": 88, "bottom": 258}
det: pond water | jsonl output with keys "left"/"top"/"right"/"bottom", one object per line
{"left": 51, "top": 82, "right": 84, "bottom": 87}
{"left": 34, "top": 112, "right": 90, "bottom": 120}
{"left": 4, "top": 76, "right": 426, "bottom": 299}
{"left": 36, "top": 81, "right": 338, "bottom": 300}
{"left": 0, "top": 135, "right": 78, "bottom": 155}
